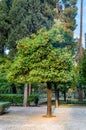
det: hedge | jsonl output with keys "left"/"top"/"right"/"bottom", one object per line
{"left": 0, "top": 94, "right": 23, "bottom": 106}
{"left": 0, "top": 94, "right": 39, "bottom": 106}
{"left": 0, "top": 102, "right": 10, "bottom": 115}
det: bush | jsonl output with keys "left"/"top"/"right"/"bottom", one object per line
{"left": 0, "top": 94, "right": 23, "bottom": 106}
{"left": 0, "top": 102, "right": 10, "bottom": 115}
{"left": 28, "top": 94, "right": 39, "bottom": 106}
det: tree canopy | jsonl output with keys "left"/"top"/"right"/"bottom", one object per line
{"left": 55, "top": 0, "right": 77, "bottom": 31}
{"left": 0, "top": 0, "right": 56, "bottom": 56}
{"left": 7, "top": 25, "right": 74, "bottom": 84}
{"left": 0, "top": 0, "right": 77, "bottom": 56}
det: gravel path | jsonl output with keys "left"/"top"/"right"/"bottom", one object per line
{"left": 0, "top": 106, "right": 86, "bottom": 130}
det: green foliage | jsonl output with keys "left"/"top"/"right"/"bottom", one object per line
{"left": 0, "top": 0, "right": 11, "bottom": 54}
{"left": 0, "top": 102, "right": 10, "bottom": 115}
{"left": 7, "top": 25, "right": 74, "bottom": 85}
{"left": 74, "top": 49, "right": 86, "bottom": 86}
{"left": 0, "top": 56, "right": 12, "bottom": 93}
{"left": 82, "top": 50, "right": 86, "bottom": 85}
{"left": 0, "top": 94, "right": 23, "bottom": 105}
{"left": 48, "top": 24, "right": 74, "bottom": 50}
{"left": 27, "top": 93, "right": 39, "bottom": 105}
{"left": 0, "top": 0, "right": 77, "bottom": 57}
{"left": 56, "top": 0, "right": 77, "bottom": 31}
{"left": 62, "top": 6, "right": 77, "bottom": 31}
{"left": 60, "top": 100, "right": 86, "bottom": 105}
{"left": 0, "top": 0, "right": 56, "bottom": 56}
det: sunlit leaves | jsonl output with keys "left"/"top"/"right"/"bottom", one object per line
{"left": 0, "top": 56, "right": 12, "bottom": 92}
{"left": 7, "top": 25, "right": 74, "bottom": 84}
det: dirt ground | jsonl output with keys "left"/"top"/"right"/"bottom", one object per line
{"left": 0, "top": 106, "right": 86, "bottom": 130}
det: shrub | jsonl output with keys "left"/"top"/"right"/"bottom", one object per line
{"left": 0, "top": 102, "right": 10, "bottom": 115}
{"left": 27, "top": 94, "right": 39, "bottom": 106}
{"left": 0, "top": 94, "right": 23, "bottom": 106}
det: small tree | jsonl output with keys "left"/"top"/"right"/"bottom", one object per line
{"left": 7, "top": 26, "right": 74, "bottom": 117}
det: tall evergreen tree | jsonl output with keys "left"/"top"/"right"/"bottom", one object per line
{"left": 0, "top": 0, "right": 77, "bottom": 56}
{"left": 0, "top": 0, "right": 11, "bottom": 55}
{"left": 63, "top": 0, "right": 77, "bottom": 31}
{"left": 55, "top": 0, "right": 77, "bottom": 32}
{"left": 0, "top": 0, "right": 56, "bottom": 56}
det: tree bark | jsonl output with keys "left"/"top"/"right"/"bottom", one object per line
{"left": 63, "top": 91, "right": 66, "bottom": 102}
{"left": 54, "top": 84, "right": 59, "bottom": 108}
{"left": 47, "top": 82, "right": 52, "bottom": 117}
{"left": 78, "top": 0, "right": 83, "bottom": 103}
{"left": 23, "top": 83, "right": 29, "bottom": 107}
{"left": 29, "top": 83, "right": 31, "bottom": 96}
{"left": 0, "top": 47, "right": 4, "bottom": 56}
{"left": 78, "top": 84, "right": 83, "bottom": 102}
{"left": 84, "top": 89, "right": 86, "bottom": 99}
{"left": 11, "top": 84, "right": 17, "bottom": 94}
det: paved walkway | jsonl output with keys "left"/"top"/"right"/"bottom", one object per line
{"left": 0, "top": 106, "right": 86, "bottom": 130}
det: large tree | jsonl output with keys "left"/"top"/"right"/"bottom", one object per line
{"left": 0, "top": 0, "right": 77, "bottom": 57}
{"left": 0, "top": 0, "right": 56, "bottom": 56}
{"left": 7, "top": 26, "right": 74, "bottom": 117}
{"left": 55, "top": 0, "right": 77, "bottom": 32}
{"left": 0, "top": 0, "right": 11, "bottom": 55}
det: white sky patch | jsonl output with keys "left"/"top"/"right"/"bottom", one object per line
{"left": 5, "top": 49, "right": 9, "bottom": 55}
{"left": 74, "top": 34, "right": 79, "bottom": 39}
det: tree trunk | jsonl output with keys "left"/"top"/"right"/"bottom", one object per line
{"left": 84, "top": 89, "right": 86, "bottom": 99}
{"left": 79, "top": 0, "right": 83, "bottom": 60}
{"left": 47, "top": 82, "right": 52, "bottom": 117}
{"left": 54, "top": 84, "right": 59, "bottom": 108}
{"left": 63, "top": 91, "right": 66, "bottom": 102}
{"left": 29, "top": 83, "right": 31, "bottom": 96}
{"left": 78, "top": 0, "right": 83, "bottom": 103}
{"left": 11, "top": 84, "right": 17, "bottom": 94}
{"left": 0, "top": 47, "right": 4, "bottom": 56}
{"left": 23, "top": 83, "right": 29, "bottom": 107}
{"left": 78, "top": 84, "right": 83, "bottom": 102}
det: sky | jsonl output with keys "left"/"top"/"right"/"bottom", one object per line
{"left": 74, "top": 0, "right": 86, "bottom": 48}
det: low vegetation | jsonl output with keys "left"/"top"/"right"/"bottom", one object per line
{"left": 0, "top": 102, "right": 10, "bottom": 115}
